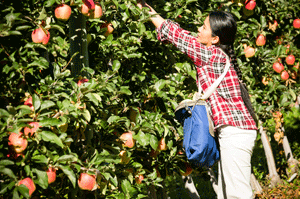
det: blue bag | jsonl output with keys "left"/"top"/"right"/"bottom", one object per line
{"left": 174, "top": 52, "right": 231, "bottom": 168}
{"left": 175, "top": 99, "right": 220, "bottom": 168}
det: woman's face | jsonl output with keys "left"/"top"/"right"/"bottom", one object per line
{"left": 197, "top": 16, "right": 218, "bottom": 46}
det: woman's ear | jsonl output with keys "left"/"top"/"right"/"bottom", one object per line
{"left": 212, "top": 36, "right": 220, "bottom": 45}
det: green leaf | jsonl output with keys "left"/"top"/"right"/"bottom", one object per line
{"left": 135, "top": 131, "right": 150, "bottom": 147}
{"left": 44, "top": 0, "right": 56, "bottom": 7}
{"left": 85, "top": 93, "right": 99, "bottom": 106}
{"left": 0, "top": 181, "right": 15, "bottom": 195}
{"left": 0, "top": 160, "right": 14, "bottom": 166}
{"left": 107, "top": 115, "right": 120, "bottom": 124}
{"left": 32, "top": 94, "right": 41, "bottom": 111}
{"left": 58, "top": 165, "right": 76, "bottom": 188}
{"left": 260, "top": 15, "right": 266, "bottom": 29}
{"left": 16, "top": 25, "right": 31, "bottom": 31}
{"left": 155, "top": 79, "right": 166, "bottom": 91}
{"left": 40, "top": 131, "right": 64, "bottom": 148}
{"left": 32, "top": 169, "right": 48, "bottom": 189}
{"left": 8, "top": 31, "right": 22, "bottom": 36}
{"left": 50, "top": 24, "right": 65, "bottom": 34}
{"left": 39, "top": 118, "right": 61, "bottom": 127}
{"left": 289, "top": 89, "right": 296, "bottom": 101}
{"left": 150, "top": 134, "right": 159, "bottom": 150}
{"left": 32, "top": 155, "right": 48, "bottom": 164}
{"left": 112, "top": 60, "right": 121, "bottom": 71}
{"left": 17, "top": 184, "right": 29, "bottom": 198}
{"left": 0, "top": 108, "right": 10, "bottom": 118}
{"left": 40, "top": 100, "right": 56, "bottom": 111}
{"left": 119, "top": 86, "right": 132, "bottom": 95}
{"left": 121, "top": 179, "right": 136, "bottom": 195}
{"left": 56, "top": 155, "right": 78, "bottom": 163}
{"left": 81, "top": 109, "right": 91, "bottom": 122}
{"left": 0, "top": 167, "right": 17, "bottom": 180}
{"left": 37, "top": 7, "right": 47, "bottom": 20}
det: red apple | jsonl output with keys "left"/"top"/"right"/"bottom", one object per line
{"left": 180, "top": 162, "right": 193, "bottom": 176}
{"left": 8, "top": 132, "right": 28, "bottom": 154}
{"left": 46, "top": 167, "right": 56, "bottom": 184}
{"left": 101, "top": 23, "right": 114, "bottom": 36}
{"left": 293, "top": 19, "right": 300, "bottom": 29}
{"left": 120, "top": 131, "right": 135, "bottom": 148}
{"left": 243, "top": 45, "right": 255, "bottom": 58}
{"left": 31, "top": 27, "right": 50, "bottom": 45}
{"left": 77, "top": 78, "right": 89, "bottom": 86}
{"left": 273, "top": 62, "right": 284, "bottom": 73}
{"left": 256, "top": 34, "right": 266, "bottom": 46}
{"left": 245, "top": 0, "right": 256, "bottom": 10}
{"left": 55, "top": 4, "right": 72, "bottom": 21}
{"left": 157, "top": 137, "right": 168, "bottom": 151}
{"left": 24, "top": 122, "right": 40, "bottom": 137}
{"left": 135, "top": 174, "right": 144, "bottom": 184}
{"left": 24, "top": 97, "right": 34, "bottom": 111}
{"left": 78, "top": 173, "right": 96, "bottom": 191}
{"left": 281, "top": 70, "right": 289, "bottom": 81}
{"left": 89, "top": 3, "right": 103, "bottom": 19}
{"left": 83, "top": 0, "right": 95, "bottom": 10}
{"left": 18, "top": 177, "right": 36, "bottom": 196}
{"left": 286, "top": 55, "right": 295, "bottom": 66}
{"left": 81, "top": 3, "right": 91, "bottom": 16}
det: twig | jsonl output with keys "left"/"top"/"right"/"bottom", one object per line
{"left": 1, "top": 44, "right": 10, "bottom": 56}
{"left": 62, "top": 52, "right": 79, "bottom": 72}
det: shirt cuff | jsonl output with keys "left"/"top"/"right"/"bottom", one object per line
{"left": 156, "top": 19, "right": 180, "bottom": 41}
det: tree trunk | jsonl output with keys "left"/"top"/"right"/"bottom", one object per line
{"left": 181, "top": 175, "right": 200, "bottom": 199}
{"left": 259, "top": 122, "right": 282, "bottom": 187}
{"left": 69, "top": 13, "right": 89, "bottom": 77}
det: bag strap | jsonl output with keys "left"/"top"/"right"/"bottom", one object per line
{"left": 198, "top": 55, "right": 231, "bottom": 100}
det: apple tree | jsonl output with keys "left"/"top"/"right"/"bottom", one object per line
{"left": 0, "top": 0, "right": 300, "bottom": 198}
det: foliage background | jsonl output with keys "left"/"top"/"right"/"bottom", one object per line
{"left": 0, "top": 0, "right": 299, "bottom": 198}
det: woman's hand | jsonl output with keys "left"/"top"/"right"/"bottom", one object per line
{"left": 137, "top": 0, "right": 146, "bottom": 10}
{"left": 136, "top": 0, "right": 165, "bottom": 28}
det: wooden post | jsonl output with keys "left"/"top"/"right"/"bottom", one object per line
{"left": 282, "top": 134, "right": 299, "bottom": 181}
{"left": 181, "top": 175, "right": 200, "bottom": 199}
{"left": 259, "top": 122, "right": 282, "bottom": 187}
{"left": 69, "top": 13, "right": 89, "bottom": 77}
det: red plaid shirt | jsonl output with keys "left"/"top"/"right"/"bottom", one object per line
{"left": 157, "top": 20, "right": 257, "bottom": 131}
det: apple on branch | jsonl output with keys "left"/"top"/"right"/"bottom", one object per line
{"left": 120, "top": 131, "right": 135, "bottom": 148}
{"left": 293, "top": 19, "right": 300, "bottom": 29}
{"left": 280, "top": 70, "right": 289, "bottom": 81}
{"left": 55, "top": 4, "right": 72, "bottom": 21}
{"left": 273, "top": 62, "right": 284, "bottom": 73}
{"left": 256, "top": 34, "right": 266, "bottom": 46}
{"left": 8, "top": 132, "right": 28, "bottom": 154}
{"left": 32, "top": 27, "right": 50, "bottom": 45}
{"left": 18, "top": 177, "right": 36, "bottom": 197}
{"left": 286, "top": 54, "right": 295, "bottom": 66}
{"left": 46, "top": 167, "right": 57, "bottom": 184}
{"left": 24, "top": 97, "right": 34, "bottom": 111}
{"left": 78, "top": 173, "right": 96, "bottom": 191}
{"left": 101, "top": 22, "right": 114, "bottom": 37}
{"left": 24, "top": 122, "right": 40, "bottom": 137}
{"left": 243, "top": 44, "right": 255, "bottom": 58}
{"left": 245, "top": 0, "right": 256, "bottom": 10}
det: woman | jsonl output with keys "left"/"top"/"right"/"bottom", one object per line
{"left": 137, "top": 1, "right": 258, "bottom": 199}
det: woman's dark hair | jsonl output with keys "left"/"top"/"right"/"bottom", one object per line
{"left": 209, "top": 11, "right": 258, "bottom": 124}
{"left": 208, "top": 11, "right": 243, "bottom": 81}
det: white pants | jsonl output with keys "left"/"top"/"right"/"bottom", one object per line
{"left": 217, "top": 125, "right": 257, "bottom": 199}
